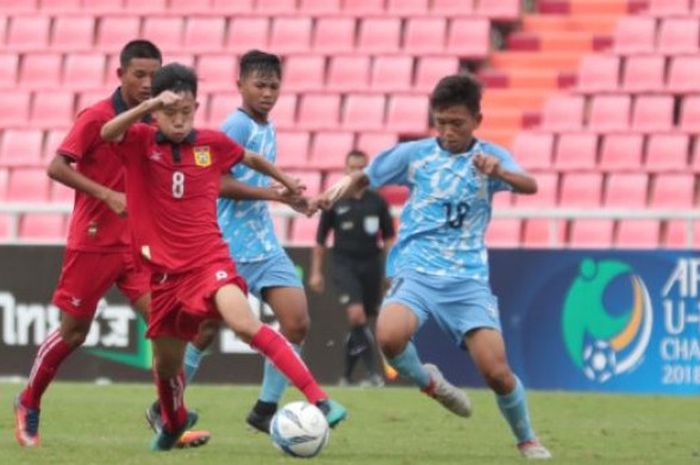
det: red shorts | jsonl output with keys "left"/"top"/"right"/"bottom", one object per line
{"left": 146, "top": 257, "right": 248, "bottom": 341}
{"left": 52, "top": 249, "right": 151, "bottom": 320}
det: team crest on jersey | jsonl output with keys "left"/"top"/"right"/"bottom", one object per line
{"left": 193, "top": 146, "right": 212, "bottom": 167}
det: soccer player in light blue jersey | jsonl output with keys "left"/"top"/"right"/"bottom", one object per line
{"left": 316, "top": 74, "right": 551, "bottom": 459}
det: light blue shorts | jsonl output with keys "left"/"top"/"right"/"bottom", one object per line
{"left": 235, "top": 252, "right": 302, "bottom": 299}
{"left": 383, "top": 272, "right": 501, "bottom": 348}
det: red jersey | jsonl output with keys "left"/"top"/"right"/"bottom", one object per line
{"left": 57, "top": 89, "right": 152, "bottom": 252}
{"left": 117, "top": 124, "right": 244, "bottom": 273}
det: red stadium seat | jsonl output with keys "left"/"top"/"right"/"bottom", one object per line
{"left": 310, "top": 132, "right": 355, "bottom": 169}
{"left": 211, "top": 0, "right": 253, "bottom": 12}
{"left": 378, "top": 185, "right": 410, "bottom": 206}
{"left": 226, "top": 18, "right": 269, "bottom": 53}
{"left": 370, "top": 56, "right": 414, "bottom": 92}
{"left": 588, "top": 95, "right": 631, "bottom": 132}
{"left": 142, "top": 17, "right": 184, "bottom": 52}
{"left": 657, "top": 18, "right": 699, "bottom": 55}
{"left": 358, "top": 18, "right": 401, "bottom": 54}
{"left": 167, "top": 0, "right": 212, "bottom": 13}
{"left": 270, "top": 94, "right": 297, "bottom": 129}
{"left": 667, "top": 56, "right": 700, "bottom": 94}
{"left": 514, "top": 172, "right": 558, "bottom": 208}
{"left": 30, "top": 91, "right": 74, "bottom": 128}
{"left": 269, "top": 18, "right": 312, "bottom": 55}
{"left": 598, "top": 134, "right": 644, "bottom": 171}
{"left": 650, "top": 174, "right": 695, "bottom": 208}
{"left": 576, "top": 55, "right": 620, "bottom": 92}
{"left": 430, "top": 0, "right": 474, "bottom": 14}
{"left": 446, "top": 18, "right": 490, "bottom": 58}
{"left": 631, "top": 95, "right": 674, "bottom": 132}
{"left": 63, "top": 53, "right": 106, "bottom": 90}
{"left": 554, "top": 132, "right": 598, "bottom": 171}
{"left": 312, "top": 17, "right": 355, "bottom": 54}
{"left": 256, "top": 0, "right": 297, "bottom": 13}
{"left": 299, "top": 0, "right": 341, "bottom": 14}
{"left": 622, "top": 55, "right": 665, "bottom": 93}
{"left": 6, "top": 16, "right": 50, "bottom": 51}
{"left": 511, "top": 132, "right": 553, "bottom": 170}
{"left": 7, "top": 168, "right": 49, "bottom": 202}
{"left": 183, "top": 18, "right": 226, "bottom": 52}
{"left": 477, "top": 0, "right": 521, "bottom": 21}
{"left": 0, "top": 54, "right": 19, "bottom": 88}
{"left": 342, "top": 0, "right": 386, "bottom": 15}
{"left": 522, "top": 219, "right": 566, "bottom": 248}
{"left": 604, "top": 173, "right": 648, "bottom": 208}
{"left": 51, "top": 16, "right": 95, "bottom": 52}
{"left": 19, "top": 213, "right": 65, "bottom": 240}
{"left": 680, "top": 95, "right": 700, "bottom": 132}
{"left": 613, "top": 16, "right": 656, "bottom": 54}
{"left": 124, "top": 0, "right": 166, "bottom": 13}
{"left": 342, "top": 94, "right": 385, "bottom": 131}
{"left": 44, "top": 129, "right": 67, "bottom": 160}
{"left": 284, "top": 55, "right": 326, "bottom": 92}
{"left": 386, "top": 95, "right": 429, "bottom": 133}
{"left": 19, "top": 53, "right": 62, "bottom": 89}
{"left": 356, "top": 132, "right": 398, "bottom": 155}
{"left": 404, "top": 18, "right": 446, "bottom": 54}
{"left": 616, "top": 220, "right": 660, "bottom": 248}
{"left": 289, "top": 216, "right": 319, "bottom": 246}
{"left": 387, "top": 0, "right": 429, "bottom": 14}
{"left": 569, "top": 220, "right": 614, "bottom": 248}
{"left": 326, "top": 56, "right": 370, "bottom": 92}
{"left": 645, "top": 134, "right": 690, "bottom": 172}
{"left": 298, "top": 94, "right": 341, "bottom": 130}
{"left": 414, "top": 57, "right": 459, "bottom": 92}
{"left": 0, "top": 129, "right": 43, "bottom": 167}
{"left": 276, "top": 131, "right": 310, "bottom": 169}
{"left": 197, "top": 54, "right": 237, "bottom": 92}
{"left": 560, "top": 173, "right": 603, "bottom": 207}
{"left": 541, "top": 95, "right": 585, "bottom": 131}
{"left": 0, "top": 90, "right": 30, "bottom": 126}
{"left": 41, "top": 0, "right": 80, "bottom": 11}
{"left": 647, "top": 0, "right": 691, "bottom": 15}
{"left": 96, "top": 16, "right": 141, "bottom": 52}
{"left": 208, "top": 92, "right": 242, "bottom": 126}
{"left": 665, "top": 220, "right": 700, "bottom": 249}
{"left": 88, "top": 0, "right": 125, "bottom": 12}
{"left": 486, "top": 218, "right": 521, "bottom": 248}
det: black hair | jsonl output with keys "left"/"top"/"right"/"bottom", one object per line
{"left": 239, "top": 49, "right": 282, "bottom": 80}
{"left": 151, "top": 63, "right": 198, "bottom": 98}
{"left": 119, "top": 39, "right": 162, "bottom": 69}
{"left": 346, "top": 149, "right": 368, "bottom": 162}
{"left": 430, "top": 74, "right": 482, "bottom": 116}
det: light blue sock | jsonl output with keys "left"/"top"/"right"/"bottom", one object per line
{"left": 388, "top": 342, "right": 430, "bottom": 389}
{"left": 259, "top": 343, "right": 302, "bottom": 403}
{"left": 496, "top": 376, "right": 536, "bottom": 443}
{"left": 184, "top": 343, "right": 205, "bottom": 385}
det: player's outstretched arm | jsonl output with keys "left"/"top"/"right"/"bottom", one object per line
{"left": 473, "top": 153, "right": 537, "bottom": 194}
{"left": 315, "top": 171, "right": 369, "bottom": 210}
{"left": 219, "top": 175, "right": 284, "bottom": 201}
{"left": 100, "top": 91, "right": 181, "bottom": 142}
{"left": 241, "top": 150, "right": 305, "bottom": 196}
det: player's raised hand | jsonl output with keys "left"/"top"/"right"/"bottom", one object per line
{"left": 152, "top": 90, "right": 182, "bottom": 109}
{"left": 102, "top": 190, "right": 127, "bottom": 217}
{"left": 473, "top": 153, "right": 502, "bottom": 178}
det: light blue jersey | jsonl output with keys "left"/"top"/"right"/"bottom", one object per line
{"left": 365, "top": 137, "right": 521, "bottom": 281}
{"left": 217, "top": 109, "right": 283, "bottom": 263}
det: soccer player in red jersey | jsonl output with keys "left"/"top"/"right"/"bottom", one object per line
{"left": 13, "top": 40, "right": 208, "bottom": 449}
{"left": 100, "top": 63, "right": 347, "bottom": 451}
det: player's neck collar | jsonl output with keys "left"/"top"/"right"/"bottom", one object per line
{"left": 238, "top": 107, "right": 269, "bottom": 125}
{"left": 436, "top": 137, "right": 479, "bottom": 155}
{"left": 155, "top": 130, "right": 197, "bottom": 145}
{"left": 112, "top": 87, "right": 152, "bottom": 124}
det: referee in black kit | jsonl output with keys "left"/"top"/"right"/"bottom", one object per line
{"left": 309, "top": 149, "right": 395, "bottom": 386}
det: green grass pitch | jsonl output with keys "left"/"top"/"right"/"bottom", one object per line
{"left": 1, "top": 382, "right": 698, "bottom": 465}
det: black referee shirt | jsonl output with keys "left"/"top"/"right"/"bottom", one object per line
{"left": 316, "top": 189, "right": 395, "bottom": 258}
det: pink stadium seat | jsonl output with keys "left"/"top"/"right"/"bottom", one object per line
{"left": 588, "top": 95, "right": 631, "bottom": 132}
{"left": 616, "top": 220, "right": 660, "bottom": 248}
{"left": 30, "top": 91, "right": 74, "bottom": 128}
{"left": 197, "top": 54, "right": 237, "bottom": 92}
{"left": 569, "top": 220, "right": 614, "bottom": 248}
{"left": 167, "top": 0, "right": 212, "bottom": 13}
{"left": 312, "top": 17, "right": 355, "bottom": 54}
{"left": 604, "top": 173, "right": 648, "bottom": 208}
{"left": 7, "top": 168, "right": 49, "bottom": 202}
{"left": 276, "top": 131, "right": 310, "bottom": 169}
{"left": 0, "top": 213, "right": 11, "bottom": 239}
{"left": 163, "top": 53, "right": 195, "bottom": 67}
{"left": 576, "top": 55, "right": 620, "bottom": 92}
{"left": 226, "top": 18, "right": 269, "bottom": 53}
{"left": 124, "top": 0, "right": 166, "bottom": 13}
{"left": 0, "top": 16, "right": 6, "bottom": 46}
{"left": 541, "top": 95, "right": 585, "bottom": 131}
{"left": 358, "top": 18, "right": 401, "bottom": 54}
{"left": 269, "top": 18, "right": 312, "bottom": 55}
{"left": 511, "top": 132, "right": 553, "bottom": 170}
{"left": 514, "top": 172, "right": 558, "bottom": 208}
{"left": 647, "top": 0, "right": 691, "bottom": 15}
{"left": 298, "top": 94, "right": 341, "bottom": 130}
{"left": 622, "top": 55, "right": 665, "bottom": 93}
{"left": 6, "top": 16, "right": 50, "bottom": 51}
{"left": 665, "top": 220, "right": 700, "bottom": 248}
{"left": 486, "top": 219, "right": 521, "bottom": 247}
{"left": 387, "top": 0, "right": 429, "bottom": 14}
{"left": 0, "top": 54, "right": 19, "bottom": 88}
{"left": 522, "top": 219, "right": 566, "bottom": 248}
{"left": 404, "top": 18, "right": 446, "bottom": 54}
{"left": 44, "top": 129, "right": 67, "bottom": 160}
{"left": 88, "top": 0, "right": 125, "bottom": 12}
{"left": 211, "top": 0, "right": 254, "bottom": 12}
{"left": 357, "top": 132, "right": 398, "bottom": 155}
{"left": 326, "top": 56, "right": 370, "bottom": 92}
{"left": 284, "top": 55, "right": 326, "bottom": 92}
{"left": 63, "top": 54, "right": 106, "bottom": 90}
{"left": 19, "top": 53, "right": 62, "bottom": 89}
{"left": 667, "top": 56, "right": 700, "bottom": 93}
{"left": 142, "top": 17, "right": 184, "bottom": 52}
{"left": 370, "top": 56, "right": 414, "bottom": 92}
{"left": 208, "top": 92, "right": 242, "bottom": 126}
{"left": 386, "top": 95, "right": 429, "bottom": 133}
{"left": 657, "top": 18, "right": 699, "bottom": 55}
{"left": 310, "top": 132, "right": 355, "bottom": 169}
{"left": 430, "top": 0, "right": 474, "bottom": 14}
{"left": 77, "top": 90, "right": 108, "bottom": 112}
{"left": 299, "top": 0, "right": 341, "bottom": 14}
{"left": 0, "top": 168, "right": 7, "bottom": 200}
{"left": 0, "top": 129, "right": 43, "bottom": 167}
{"left": 680, "top": 95, "right": 700, "bottom": 132}
{"left": 290, "top": 216, "right": 319, "bottom": 246}
{"left": 477, "top": 0, "right": 521, "bottom": 21}
{"left": 650, "top": 174, "right": 695, "bottom": 208}
{"left": 414, "top": 57, "right": 459, "bottom": 92}
{"left": 0, "top": 90, "right": 31, "bottom": 126}
{"left": 287, "top": 170, "right": 321, "bottom": 197}
{"left": 613, "top": 16, "right": 656, "bottom": 54}
{"left": 342, "top": 94, "right": 386, "bottom": 131}
{"left": 644, "top": 134, "right": 690, "bottom": 172}
{"left": 631, "top": 95, "right": 674, "bottom": 132}
{"left": 492, "top": 191, "right": 514, "bottom": 209}
{"left": 598, "top": 134, "right": 644, "bottom": 171}
{"left": 554, "top": 132, "right": 598, "bottom": 171}
{"left": 692, "top": 139, "right": 700, "bottom": 172}
{"left": 51, "top": 180, "right": 73, "bottom": 203}
{"left": 51, "top": 16, "right": 94, "bottom": 51}
{"left": 323, "top": 170, "right": 345, "bottom": 190}
{"left": 560, "top": 173, "right": 603, "bottom": 207}
{"left": 446, "top": 18, "right": 490, "bottom": 58}
{"left": 256, "top": 0, "right": 297, "bottom": 13}
{"left": 184, "top": 18, "right": 226, "bottom": 52}
{"left": 97, "top": 16, "right": 141, "bottom": 51}
{"left": 342, "top": 0, "right": 385, "bottom": 14}
{"left": 271, "top": 94, "right": 297, "bottom": 129}
{"left": 19, "top": 213, "right": 65, "bottom": 240}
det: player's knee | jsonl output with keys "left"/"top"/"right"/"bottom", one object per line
{"left": 59, "top": 324, "right": 90, "bottom": 348}
{"left": 376, "top": 327, "right": 404, "bottom": 359}
{"left": 193, "top": 320, "right": 219, "bottom": 350}
{"left": 482, "top": 363, "right": 515, "bottom": 394}
{"left": 278, "top": 312, "right": 309, "bottom": 344}
{"left": 155, "top": 359, "right": 180, "bottom": 379}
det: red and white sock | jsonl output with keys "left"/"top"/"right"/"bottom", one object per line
{"left": 21, "top": 330, "right": 75, "bottom": 409}
{"left": 154, "top": 370, "right": 187, "bottom": 433}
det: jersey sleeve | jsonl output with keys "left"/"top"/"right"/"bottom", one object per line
{"left": 214, "top": 132, "right": 245, "bottom": 173}
{"left": 363, "top": 142, "right": 413, "bottom": 189}
{"left": 315, "top": 208, "right": 334, "bottom": 246}
{"left": 378, "top": 196, "right": 395, "bottom": 239}
{"left": 117, "top": 123, "right": 154, "bottom": 159}
{"left": 220, "top": 112, "right": 252, "bottom": 146}
{"left": 56, "top": 108, "right": 105, "bottom": 162}
{"left": 485, "top": 144, "right": 524, "bottom": 194}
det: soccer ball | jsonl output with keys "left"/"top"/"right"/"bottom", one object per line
{"left": 582, "top": 340, "right": 617, "bottom": 383}
{"left": 270, "top": 401, "right": 330, "bottom": 458}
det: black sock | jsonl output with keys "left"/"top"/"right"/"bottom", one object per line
{"left": 253, "top": 399, "right": 277, "bottom": 416}
{"left": 358, "top": 326, "right": 379, "bottom": 376}
{"left": 344, "top": 327, "right": 367, "bottom": 380}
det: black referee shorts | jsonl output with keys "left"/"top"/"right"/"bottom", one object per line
{"left": 331, "top": 253, "right": 384, "bottom": 316}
